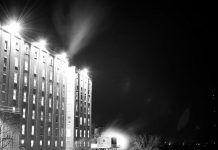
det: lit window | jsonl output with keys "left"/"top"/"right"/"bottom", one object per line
{"left": 57, "top": 74, "right": 59, "bottom": 83}
{"left": 15, "top": 57, "right": 18, "bottom": 68}
{"left": 88, "top": 106, "right": 90, "bottom": 115}
{"left": 41, "top": 111, "right": 43, "bottom": 121}
{"left": 62, "top": 102, "right": 64, "bottom": 110}
{"left": 24, "top": 61, "right": 28, "bottom": 71}
{"left": 42, "top": 82, "right": 45, "bottom": 91}
{"left": 50, "top": 71, "right": 52, "bottom": 80}
{"left": 23, "top": 92, "right": 27, "bottom": 102}
{"left": 31, "top": 125, "right": 34, "bottom": 135}
{"left": 14, "top": 72, "right": 18, "bottom": 83}
{"left": 55, "top": 141, "right": 57, "bottom": 147}
{"left": 13, "top": 89, "right": 16, "bottom": 100}
{"left": 88, "top": 130, "right": 90, "bottom": 138}
{"left": 31, "top": 140, "right": 34, "bottom": 147}
{"left": 48, "top": 113, "right": 51, "bottom": 122}
{"left": 42, "top": 69, "right": 45, "bottom": 78}
{"left": 24, "top": 75, "right": 28, "bottom": 86}
{"left": 41, "top": 97, "right": 44, "bottom": 106}
{"left": 63, "top": 78, "right": 65, "bottom": 86}
{"left": 84, "top": 130, "right": 86, "bottom": 138}
{"left": 76, "top": 92, "right": 78, "bottom": 100}
{"left": 12, "top": 107, "right": 16, "bottom": 112}
{"left": 84, "top": 118, "right": 86, "bottom": 125}
{"left": 76, "top": 102, "right": 78, "bottom": 112}
{"left": 22, "top": 124, "right": 25, "bottom": 135}
{"left": 80, "top": 130, "right": 82, "bottom": 137}
{"left": 49, "top": 83, "right": 52, "bottom": 94}
{"left": 4, "top": 40, "right": 8, "bottom": 50}
{"left": 33, "top": 79, "right": 36, "bottom": 88}
{"left": 84, "top": 141, "right": 86, "bottom": 147}
{"left": 33, "top": 94, "right": 36, "bottom": 104}
{"left": 75, "top": 129, "right": 78, "bottom": 137}
{"left": 40, "top": 140, "right": 42, "bottom": 146}
{"left": 32, "top": 110, "right": 35, "bottom": 120}
{"left": 61, "top": 141, "right": 63, "bottom": 147}
{"left": 80, "top": 117, "right": 82, "bottom": 125}
{"left": 48, "top": 140, "right": 50, "bottom": 146}
{"left": 48, "top": 127, "right": 51, "bottom": 136}
{"left": 21, "top": 139, "right": 24, "bottom": 144}
{"left": 49, "top": 98, "right": 52, "bottom": 108}
{"left": 22, "top": 108, "right": 26, "bottom": 118}
{"left": 34, "top": 66, "right": 37, "bottom": 75}
{"left": 57, "top": 87, "right": 59, "bottom": 96}
{"left": 88, "top": 118, "right": 91, "bottom": 126}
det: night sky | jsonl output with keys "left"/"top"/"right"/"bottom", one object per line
{"left": 0, "top": 0, "right": 216, "bottom": 140}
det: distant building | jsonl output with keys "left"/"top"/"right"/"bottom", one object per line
{"left": 0, "top": 25, "right": 68, "bottom": 150}
{"left": 66, "top": 68, "right": 92, "bottom": 149}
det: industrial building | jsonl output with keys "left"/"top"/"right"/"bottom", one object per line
{"left": 0, "top": 23, "right": 68, "bottom": 150}
{"left": 0, "top": 21, "right": 92, "bottom": 150}
{"left": 66, "top": 68, "right": 92, "bottom": 149}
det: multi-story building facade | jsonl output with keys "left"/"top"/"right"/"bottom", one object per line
{"left": 0, "top": 25, "right": 67, "bottom": 150}
{"left": 66, "top": 68, "right": 92, "bottom": 149}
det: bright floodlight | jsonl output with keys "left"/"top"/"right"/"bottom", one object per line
{"left": 38, "top": 39, "right": 47, "bottom": 49}
{"left": 56, "top": 52, "right": 69, "bottom": 65}
{"left": 80, "top": 68, "right": 89, "bottom": 77}
{"left": 32, "top": 39, "right": 47, "bottom": 49}
{"left": 3, "top": 20, "right": 22, "bottom": 35}
{"left": 101, "top": 128, "right": 130, "bottom": 150}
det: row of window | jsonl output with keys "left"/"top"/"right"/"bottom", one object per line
{"left": 75, "top": 129, "right": 90, "bottom": 138}
{"left": 21, "top": 125, "right": 53, "bottom": 136}
{"left": 3, "top": 39, "right": 56, "bottom": 64}
{"left": 75, "top": 141, "right": 90, "bottom": 147}
{"left": 79, "top": 117, "right": 91, "bottom": 126}
{"left": 75, "top": 103, "right": 91, "bottom": 114}
{"left": 20, "top": 139, "right": 64, "bottom": 148}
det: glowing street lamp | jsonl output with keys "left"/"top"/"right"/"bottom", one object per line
{"left": 32, "top": 39, "right": 48, "bottom": 51}
{"left": 3, "top": 20, "right": 22, "bottom": 35}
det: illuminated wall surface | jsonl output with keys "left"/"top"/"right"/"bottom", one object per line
{"left": 0, "top": 26, "right": 68, "bottom": 150}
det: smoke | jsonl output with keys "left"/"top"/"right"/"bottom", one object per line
{"left": 53, "top": 0, "right": 105, "bottom": 58}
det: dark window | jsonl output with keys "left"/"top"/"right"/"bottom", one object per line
{"left": 2, "top": 84, "right": 6, "bottom": 92}
{"left": 2, "top": 92, "right": 6, "bottom": 101}
{"left": 56, "top": 116, "right": 58, "bottom": 123}
{"left": 3, "top": 74, "right": 6, "bottom": 83}
{"left": 3, "top": 57, "right": 7, "bottom": 70}
{"left": 4, "top": 40, "right": 8, "bottom": 51}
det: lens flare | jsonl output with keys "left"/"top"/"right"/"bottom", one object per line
{"left": 3, "top": 20, "right": 22, "bottom": 35}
